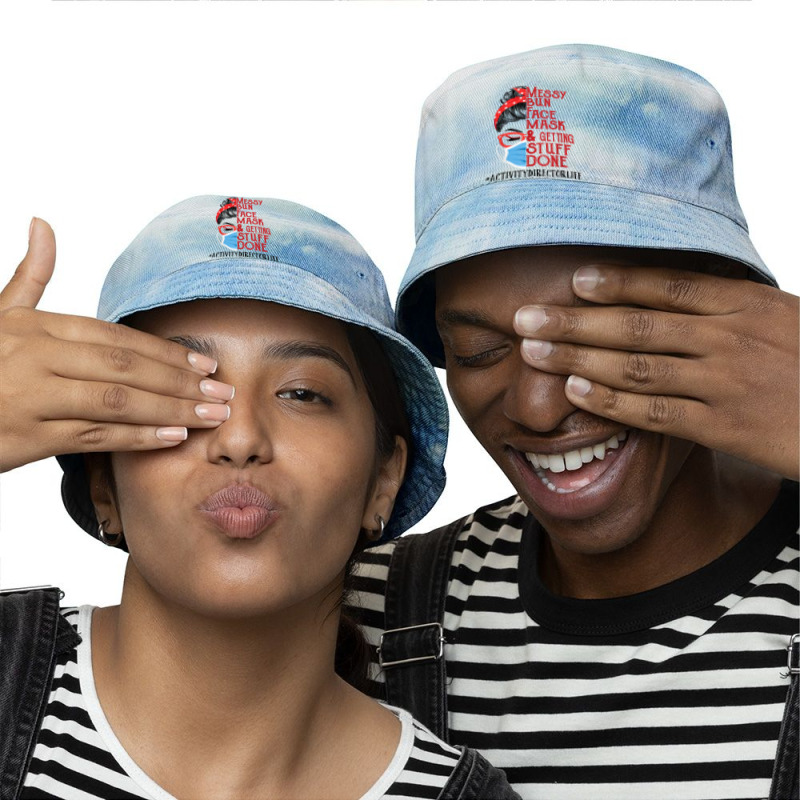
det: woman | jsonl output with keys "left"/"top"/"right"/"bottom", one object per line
{"left": 1, "top": 195, "right": 518, "bottom": 799}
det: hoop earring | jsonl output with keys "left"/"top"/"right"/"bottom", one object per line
{"left": 98, "top": 519, "right": 124, "bottom": 548}
{"left": 372, "top": 515, "right": 386, "bottom": 541}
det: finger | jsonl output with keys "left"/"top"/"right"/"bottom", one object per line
{"left": 43, "top": 421, "right": 191, "bottom": 457}
{"left": 520, "top": 340, "right": 707, "bottom": 398}
{"left": 564, "top": 375, "right": 712, "bottom": 440}
{"left": 515, "top": 304, "right": 704, "bottom": 355}
{"left": 28, "top": 309, "right": 219, "bottom": 376}
{"left": 42, "top": 377, "right": 233, "bottom": 427}
{"left": 0, "top": 218, "right": 56, "bottom": 310}
{"left": 570, "top": 264, "right": 755, "bottom": 315}
{"left": 38, "top": 337, "right": 233, "bottom": 403}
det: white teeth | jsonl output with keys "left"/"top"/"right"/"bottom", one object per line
{"left": 593, "top": 443, "right": 606, "bottom": 460}
{"left": 524, "top": 430, "right": 631, "bottom": 476}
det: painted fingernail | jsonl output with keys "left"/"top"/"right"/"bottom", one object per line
{"left": 522, "top": 339, "right": 554, "bottom": 360}
{"left": 156, "top": 427, "right": 188, "bottom": 442}
{"left": 188, "top": 352, "right": 217, "bottom": 374}
{"left": 195, "top": 403, "right": 231, "bottom": 422}
{"left": 200, "top": 379, "right": 235, "bottom": 401}
{"left": 566, "top": 375, "right": 593, "bottom": 397}
{"left": 573, "top": 267, "right": 601, "bottom": 293}
{"left": 515, "top": 306, "right": 547, "bottom": 334}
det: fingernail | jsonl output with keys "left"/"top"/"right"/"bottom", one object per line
{"left": 200, "top": 379, "right": 235, "bottom": 401}
{"left": 195, "top": 403, "right": 231, "bottom": 422}
{"left": 187, "top": 352, "right": 217, "bottom": 374}
{"left": 566, "top": 375, "right": 593, "bottom": 397}
{"left": 156, "top": 427, "right": 188, "bottom": 442}
{"left": 573, "top": 267, "right": 601, "bottom": 293}
{"left": 515, "top": 306, "right": 547, "bottom": 334}
{"left": 521, "top": 339, "right": 554, "bottom": 360}
{"left": 28, "top": 217, "right": 36, "bottom": 242}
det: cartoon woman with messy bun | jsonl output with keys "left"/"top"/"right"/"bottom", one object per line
{"left": 216, "top": 197, "right": 239, "bottom": 249}
{"left": 495, "top": 88, "right": 527, "bottom": 167}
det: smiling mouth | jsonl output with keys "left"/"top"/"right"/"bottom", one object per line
{"left": 520, "top": 430, "right": 630, "bottom": 494}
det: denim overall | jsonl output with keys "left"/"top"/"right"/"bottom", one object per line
{"left": 0, "top": 587, "right": 519, "bottom": 800}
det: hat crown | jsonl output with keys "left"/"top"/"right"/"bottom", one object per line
{"left": 415, "top": 43, "right": 743, "bottom": 241}
{"left": 100, "top": 195, "right": 391, "bottom": 327}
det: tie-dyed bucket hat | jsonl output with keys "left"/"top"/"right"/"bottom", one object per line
{"left": 397, "top": 44, "right": 776, "bottom": 366}
{"left": 58, "top": 195, "right": 448, "bottom": 544}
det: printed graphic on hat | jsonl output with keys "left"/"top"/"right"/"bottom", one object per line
{"left": 494, "top": 86, "right": 574, "bottom": 169}
{"left": 216, "top": 197, "right": 271, "bottom": 253}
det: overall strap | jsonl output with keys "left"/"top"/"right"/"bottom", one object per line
{"left": 379, "top": 518, "right": 464, "bottom": 741}
{"left": 0, "top": 587, "right": 80, "bottom": 800}
{"left": 769, "top": 633, "right": 799, "bottom": 800}
{"left": 439, "top": 748, "right": 521, "bottom": 800}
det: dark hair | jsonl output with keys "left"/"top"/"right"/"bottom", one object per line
{"left": 495, "top": 88, "right": 527, "bottom": 132}
{"left": 216, "top": 198, "right": 238, "bottom": 225}
{"left": 334, "top": 325, "right": 412, "bottom": 691}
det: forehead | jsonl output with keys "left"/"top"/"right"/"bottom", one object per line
{"left": 436, "top": 246, "right": 616, "bottom": 312}
{"left": 434, "top": 245, "right": 746, "bottom": 314}
{"left": 128, "top": 298, "right": 353, "bottom": 352}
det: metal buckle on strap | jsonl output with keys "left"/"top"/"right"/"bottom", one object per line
{"left": 782, "top": 632, "right": 800, "bottom": 678}
{"left": 378, "top": 622, "right": 444, "bottom": 669}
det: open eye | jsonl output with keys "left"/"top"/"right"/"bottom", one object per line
{"left": 276, "top": 387, "right": 332, "bottom": 406}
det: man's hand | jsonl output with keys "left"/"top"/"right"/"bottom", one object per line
{"left": 0, "top": 218, "right": 235, "bottom": 472}
{"left": 514, "top": 265, "right": 799, "bottom": 480}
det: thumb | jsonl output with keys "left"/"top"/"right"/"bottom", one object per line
{"left": 0, "top": 218, "right": 57, "bottom": 310}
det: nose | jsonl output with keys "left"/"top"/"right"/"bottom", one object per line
{"left": 205, "top": 390, "right": 274, "bottom": 468}
{"left": 502, "top": 354, "right": 575, "bottom": 433}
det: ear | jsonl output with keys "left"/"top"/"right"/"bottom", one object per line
{"left": 84, "top": 453, "right": 123, "bottom": 535}
{"left": 361, "top": 436, "right": 408, "bottom": 537}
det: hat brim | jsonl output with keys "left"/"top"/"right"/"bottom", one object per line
{"left": 398, "top": 178, "right": 776, "bottom": 367}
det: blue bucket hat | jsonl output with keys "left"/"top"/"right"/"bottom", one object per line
{"left": 397, "top": 43, "right": 776, "bottom": 367}
{"left": 59, "top": 195, "right": 448, "bottom": 544}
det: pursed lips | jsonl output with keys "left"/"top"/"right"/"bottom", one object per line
{"left": 199, "top": 484, "right": 279, "bottom": 539}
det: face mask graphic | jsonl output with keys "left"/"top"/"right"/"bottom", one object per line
{"left": 497, "top": 129, "right": 527, "bottom": 168}
{"left": 504, "top": 142, "right": 527, "bottom": 167}
{"left": 218, "top": 223, "right": 239, "bottom": 250}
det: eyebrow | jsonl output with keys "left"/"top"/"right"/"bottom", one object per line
{"left": 436, "top": 309, "right": 496, "bottom": 330}
{"left": 168, "top": 335, "right": 355, "bottom": 385}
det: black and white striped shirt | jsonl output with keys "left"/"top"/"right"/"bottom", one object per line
{"left": 22, "top": 607, "right": 462, "bottom": 800}
{"left": 352, "top": 480, "right": 799, "bottom": 800}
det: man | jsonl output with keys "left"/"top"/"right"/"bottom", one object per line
{"left": 352, "top": 44, "right": 799, "bottom": 800}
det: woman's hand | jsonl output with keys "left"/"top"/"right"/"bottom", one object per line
{"left": 0, "top": 219, "right": 234, "bottom": 472}
{"left": 514, "top": 265, "right": 799, "bottom": 480}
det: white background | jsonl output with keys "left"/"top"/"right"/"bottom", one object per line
{"left": 1, "top": 0, "right": 797, "bottom": 607}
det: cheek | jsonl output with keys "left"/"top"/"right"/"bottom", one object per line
{"left": 110, "top": 450, "right": 184, "bottom": 531}
{"left": 109, "top": 450, "right": 198, "bottom": 577}
{"left": 446, "top": 366, "right": 501, "bottom": 441}
{"left": 287, "top": 419, "right": 377, "bottom": 517}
